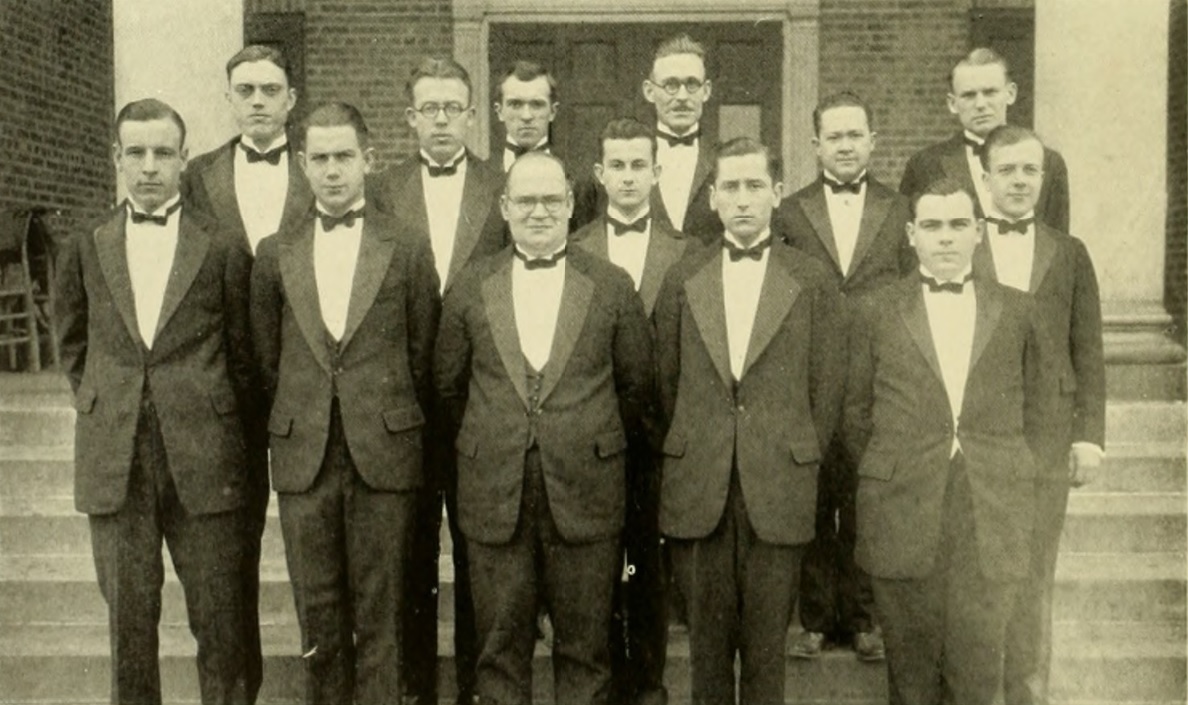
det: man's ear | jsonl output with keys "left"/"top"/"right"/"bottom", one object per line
{"left": 593, "top": 162, "right": 605, "bottom": 187}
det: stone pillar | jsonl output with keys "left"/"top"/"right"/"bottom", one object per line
{"left": 113, "top": 0, "right": 244, "bottom": 159}
{"left": 1035, "top": 0, "right": 1184, "bottom": 381}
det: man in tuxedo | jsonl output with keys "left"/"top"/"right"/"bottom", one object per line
{"left": 180, "top": 46, "right": 310, "bottom": 700}
{"left": 390, "top": 55, "right": 506, "bottom": 705}
{"left": 250, "top": 103, "right": 440, "bottom": 704}
{"left": 643, "top": 34, "right": 719, "bottom": 244}
{"left": 570, "top": 117, "right": 687, "bottom": 705}
{"left": 846, "top": 178, "right": 1049, "bottom": 705}
{"left": 56, "top": 98, "right": 254, "bottom": 704}
{"left": 899, "top": 48, "right": 1070, "bottom": 232}
{"left": 654, "top": 137, "right": 844, "bottom": 705}
{"left": 434, "top": 152, "right": 654, "bottom": 705}
{"left": 973, "top": 125, "right": 1105, "bottom": 705}
{"left": 778, "top": 91, "right": 912, "bottom": 662}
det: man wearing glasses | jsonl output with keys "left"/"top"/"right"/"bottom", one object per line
{"left": 388, "top": 55, "right": 507, "bottom": 705}
{"left": 435, "top": 152, "right": 654, "bottom": 705}
{"left": 643, "top": 34, "right": 720, "bottom": 243}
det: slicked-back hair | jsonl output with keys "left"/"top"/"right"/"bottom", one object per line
{"left": 979, "top": 124, "right": 1042, "bottom": 171}
{"left": 494, "top": 60, "right": 559, "bottom": 103}
{"left": 115, "top": 98, "right": 187, "bottom": 148}
{"left": 597, "top": 117, "right": 657, "bottom": 162}
{"left": 653, "top": 33, "right": 707, "bottom": 66}
{"left": 812, "top": 91, "right": 874, "bottom": 136}
{"left": 909, "top": 177, "right": 977, "bottom": 220}
{"left": 226, "top": 44, "right": 292, "bottom": 84}
{"left": 406, "top": 56, "right": 473, "bottom": 105}
{"left": 713, "top": 137, "right": 781, "bottom": 183}
{"left": 301, "top": 102, "right": 369, "bottom": 149}
{"left": 949, "top": 47, "right": 1012, "bottom": 89}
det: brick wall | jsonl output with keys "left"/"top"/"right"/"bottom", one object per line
{"left": 819, "top": 0, "right": 972, "bottom": 188}
{"left": 0, "top": 0, "right": 114, "bottom": 243}
{"left": 245, "top": 0, "right": 454, "bottom": 172}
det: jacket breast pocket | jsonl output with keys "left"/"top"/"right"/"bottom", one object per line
{"left": 595, "top": 429, "right": 628, "bottom": 459}
{"left": 790, "top": 440, "right": 822, "bottom": 466}
{"left": 455, "top": 428, "right": 478, "bottom": 459}
{"left": 661, "top": 432, "right": 686, "bottom": 458}
{"left": 857, "top": 453, "right": 897, "bottom": 481}
{"left": 268, "top": 411, "right": 293, "bottom": 438}
{"left": 382, "top": 405, "right": 425, "bottom": 433}
{"left": 210, "top": 389, "right": 238, "bottom": 416}
{"left": 74, "top": 387, "right": 97, "bottom": 414}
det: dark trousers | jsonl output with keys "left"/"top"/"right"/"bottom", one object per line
{"left": 797, "top": 436, "right": 874, "bottom": 636}
{"left": 88, "top": 399, "right": 247, "bottom": 705}
{"left": 669, "top": 468, "right": 804, "bottom": 705}
{"left": 1003, "top": 479, "right": 1070, "bottom": 705}
{"left": 277, "top": 402, "right": 414, "bottom": 705}
{"left": 469, "top": 447, "right": 619, "bottom": 705}
{"left": 404, "top": 476, "right": 476, "bottom": 704}
{"left": 871, "top": 454, "right": 1020, "bottom": 705}
{"left": 241, "top": 432, "right": 270, "bottom": 705}
{"left": 610, "top": 443, "right": 668, "bottom": 705}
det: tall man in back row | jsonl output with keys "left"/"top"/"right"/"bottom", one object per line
{"left": 899, "top": 48, "right": 1070, "bottom": 232}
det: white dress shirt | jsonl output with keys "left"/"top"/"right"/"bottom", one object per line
{"left": 125, "top": 196, "right": 181, "bottom": 349}
{"left": 822, "top": 172, "right": 867, "bottom": 275}
{"left": 313, "top": 199, "right": 365, "bottom": 341}
{"left": 234, "top": 137, "right": 290, "bottom": 254}
{"left": 985, "top": 209, "right": 1036, "bottom": 292}
{"left": 420, "top": 149, "right": 468, "bottom": 292}
{"left": 502, "top": 138, "right": 550, "bottom": 173}
{"left": 920, "top": 265, "right": 976, "bottom": 455}
{"left": 656, "top": 123, "right": 700, "bottom": 230}
{"left": 512, "top": 246, "right": 566, "bottom": 370}
{"left": 963, "top": 130, "right": 993, "bottom": 216}
{"left": 604, "top": 206, "right": 651, "bottom": 291}
{"left": 721, "top": 229, "right": 771, "bottom": 380}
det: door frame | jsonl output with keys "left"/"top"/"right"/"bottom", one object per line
{"left": 453, "top": 0, "right": 821, "bottom": 187}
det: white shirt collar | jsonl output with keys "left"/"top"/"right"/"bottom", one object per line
{"left": 656, "top": 122, "right": 701, "bottom": 140}
{"left": 128, "top": 194, "right": 181, "bottom": 218}
{"left": 420, "top": 148, "right": 467, "bottom": 168}
{"left": 723, "top": 228, "right": 772, "bottom": 251}
{"left": 317, "top": 197, "right": 366, "bottom": 218}
{"left": 919, "top": 264, "right": 973, "bottom": 284}
{"left": 606, "top": 204, "right": 651, "bottom": 225}
{"left": 240, "top": 135, "right": 288, "bottom": 154}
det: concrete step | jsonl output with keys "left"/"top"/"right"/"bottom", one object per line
{"left": 0, "top": 620, "right": 1181, "bottom": 704}
{"left": 1106, "top": 401, "right": 1187, "bottom": 444}
{"left": 1062, "top": 492, "right": 1187, "bottom": 553}
{"left": 1106, "top": 361, "right": 1187, "bottom": 401}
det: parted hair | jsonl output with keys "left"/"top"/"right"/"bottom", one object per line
{"left": 713, "top": 137, "right": 780, "bottom": 182}
{"left": 813, "top": 91, "right": 874, "bottom": 136}
{"left": 406, "top": 56, "right": 473, "bottom": 105}
{"left": 597, "top": 117, "right": 657, "bottom": 161}
{"left": 909, "top": 177, "right": 977, "bottom": 220}
{"left": 653, "top": 34, "right": 707, "bottom": 65}
{"left": 979, "top": 124, "right": 1043, "bottom": 171}
{"left": 115, "top": 98, "right": 187, "bottom": 148}
{"left": 494, "top": 60, "right": 558, "bottom": 103}
{"left": 226, "top": 44, "right": 292, "bottom": 83}
{"left": 949, "top": 47, "right": 1012, "bottom": 89}
{"left": 300, "top": 102, "right": 369, "bottom": 148}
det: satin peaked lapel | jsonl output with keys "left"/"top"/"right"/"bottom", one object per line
{"left": 538, "top": 265, "right": 594, "bottom": 405}
{"left": 399, "top": 165, "right": 430, "bottom": 233}
{"left": 972, "top": 239, "right": 998, "bottom": 283}
{"left": 481, "top": 256, "right": 529, "bottom": 407}
{"left": 968, "top": 281, "right": 1003, "bottom": 376}
{"left": 201, "top": 146, "right": 247, "bottom": 243}
{"left": 153, "top": 216, "right": 210, "bottom": 340}
{"left": 1029, "top": 226, "right": 1057, "bottom": 293}
{"left": 278, "top": 226, "right": 332, "bottom": 374}
{"left": 93, "top": 215, "right": 142, "bottom": 347}
{"left": 801, "top": 188, "right": 841, "bottom": 273}
{"left": 448, "top": 161, "right": 497, "bottom": 287}
{"left": 850, "top": 186, "right": 892, "bottom": 278}
{"left": 684, "top": 253, "right": 732, "bottom": 389}
{"left": 741, "top": 250, "right": 800, "bottom": 378}
{"left": 638, "top": 225, "right": 684, "bottom": 316}
{"left": 280, "top": 153, "right": 312, "bottom": 230}
{"left": 689, "top": 148, "right": 713, "bottom": 209}
{"left": 941, "top": 145, "right": 979, "bottom": 208}
{"left": 577, "top": 217, "right": 610, "bottom": 259}
{"left": 898, "top": 285, "right": 944, "bottom": 384}
{"left": 339, "top": 220, "right": 397, "bottom": 349}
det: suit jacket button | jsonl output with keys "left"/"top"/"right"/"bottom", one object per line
{"left": 222, "top": 486, "right": 233, "bottom": 496}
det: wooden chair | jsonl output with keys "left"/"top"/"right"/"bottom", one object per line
{"left": 0, "top": 209, "right": 59, "bottom": 372}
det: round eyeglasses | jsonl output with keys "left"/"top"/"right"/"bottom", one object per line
{"left": 411, "top": 103, "right": 469, "bottom": 119}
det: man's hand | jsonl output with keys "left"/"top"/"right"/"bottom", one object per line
{"left": 1069, "top": 443, "right": 1104, "bottom": 488}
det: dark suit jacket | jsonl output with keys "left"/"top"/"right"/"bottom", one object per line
{"left": 250, "top": 207, "right": 441, "bottom": 493}
{"left": 899, "top": 132, "right": 1070, "bottom": 232}
{"left": 845, "top": 276, "right": 1049, "bottom": 580}
{"left": 181, "top": 137, "right": 314, "bottom": 252}
{"left": 570, "top": 215, "right": 688, "bottom": 317}
{"left": 776, "top": 176, "right": 914, "bottom": 297}
{"left": 434, "top": 247, "right": 654, "bottom": 545}
{"left": 655, "top": 145, "right": 719, "bottom": 246}
{"left": 384, "top": 153, "right": 507, "bottom": 294}
{"left": 653, "top": 243, "right": 844, "bottom": 545}
{"left": 973, "top": 224, "right": 1105, "bottom": 472}
{"left": 56, "top": 206, "right": 254, "bottom": 516}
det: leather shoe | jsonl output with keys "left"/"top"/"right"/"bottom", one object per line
{"left": 789, "top": 630, "right": 825, "bottom": 659}
{"left": 854, "top": 629, "right": 886, "bottom": 662}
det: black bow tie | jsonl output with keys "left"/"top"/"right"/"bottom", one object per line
{"left": 963, "top": 136, "right": 985, "bottom": 159}
{"left": 724, "top": 237, "right": 771, "bottom": 262}
{"left": 507, "top": 142, "right": 547, "bottom": 158}
{"left": 242, "top": 143, "right": 285, "bottom": 165}
{"left": 319, "top": 209, "right": 364, "bottom": 231}
{"left": 986, "top": 217, "right": 1033, "bottom": 235}
{"left": 128, "top": 200, "right": 181, "bottom": 226}
{"left": 825, "top": 175, "right": 866, "bottom": 195}
{"left": 515, "top": 248, "right": 567, "bottom": 270}
{"left": 658, "top": 130, "right": 699, "bottom": 148}
{"left": 420, "top": 153, "right": 464, "bottom": 177}
{"left": 608, "top": 215, "right": 649, "bottom": 236}
{"left": 920, "top": 272, "right": 973, "bottom": 294}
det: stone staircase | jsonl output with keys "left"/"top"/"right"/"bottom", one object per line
{"left": 0, "top": 372, "right": 1184, "bottom": 704}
